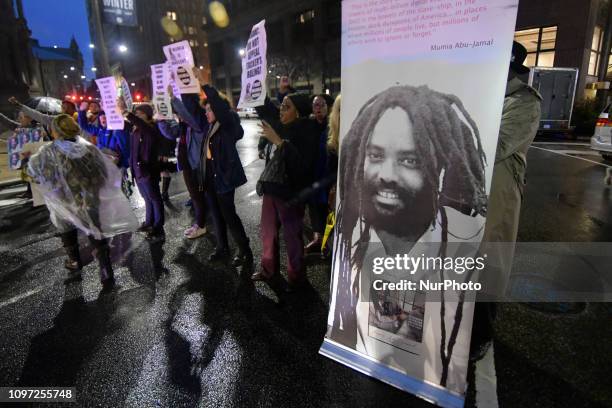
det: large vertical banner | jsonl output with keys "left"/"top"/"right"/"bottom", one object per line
{"left": 151, "top": 63, "right": 175, "bottom": 120}
{"left": 320, "top": 1, "right": 519, "bottom": 407}
{"left": 95, "top": 76, "right": 124, "bottom": 130}
{"left": 102, "top": 0, "right": 138, "bottom": 26}
{"left": 163, "top": 41, "right": 200, "bottom": 94}
{"left": 238, "top": 20, "right": 267, "bottom": 108}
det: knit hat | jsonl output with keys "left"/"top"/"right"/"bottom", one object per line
{"left": 51, "top": 114, "right": 80, "bottom": 139}
{"left": 134, "top": 104, "right": 154, "bottom": 119}
{"left": 286, "top": 93, "right": 312, "bottom": 118}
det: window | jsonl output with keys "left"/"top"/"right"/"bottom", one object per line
{"left": 166, "top": 11, "right": 177, "bottom": 21}
{"left": 189, "top": 39, "right": 195, "bottom": 47}
{"left": 514, "top": 26, "right": 557, "bottom": 68}
{"left": 296, "top": 10, "right": 315, "bottom": 24}
{"left": 589, "top": 26, "right": 604, "bottom": 76}
{"left": 188, "top": 26, "right": 196, "bottom": 35}
{"left": 202, "top": 16, "right": 207, "bottom": 25}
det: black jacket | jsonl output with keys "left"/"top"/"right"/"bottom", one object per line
{"left": 255, "top": 98, "right": 319, "bottom": 200}
{"left": 201, "top": 85, "right": 247, "bottom": 194}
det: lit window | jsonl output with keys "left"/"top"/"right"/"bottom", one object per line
{"left": 589, "top": 26, "right": 603, "bottom": 76}
{"left": 189, "top": 40, "right": 195, "bottom": 47}
{"left": 297, "top": 10, "right": 315, "bottom": 24}
{"left": 189, "top": 26, "right": 196, "bottom": 35}
{"left": 202, "top": 16, "right": 207, "bottom": 25}
{"left": 166, "top": 11, "right": 177, "bottom": 21}
{"left": 514, "top": 26, "right": 557, "bottom": 68}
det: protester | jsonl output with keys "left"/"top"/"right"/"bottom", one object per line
{"left": 87, "top": 101, "right": 102, "bottom": 126}
{"left": 27, "top": 114, "right": 137, "bottom": 292}
{"left": 193, "top": 67, "right": 252, "bottom": 265}
{"left": 61, "top": 99, "right": 77, "bottom": 119}
{"left": 321, "top": 94, "right": 341, "bottom": 255}
{"left": 117, "top": 99, "right": 165, "bottom": 241}
{"left": 276, "top": 76, "right": 296, "bottom": 104}
{"left": 158, "top": 121, "right": 176, "bottom": 203}
{"left": 158, "top": 85, "right": 209, "bottom": 239}
{"left": 472, "top": 41, "right": 543, "bottom": 360}
{"left": 304, "top": 94, "right": 334, "bottom": 254}
{"left": 77, "top": 101, "right": 131, "bottom": 170}
{"left": 252, "top": 93, "right": 320, "bottom": 289}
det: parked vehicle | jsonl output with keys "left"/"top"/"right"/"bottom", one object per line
{"left": 590, "top": 103, "right": 612, "bottom": 162}
{"left": 237, "top": 107, "right": 257, "bottom": 119}
{"left": 529, "top": 67, "right": 579, "bottom": 133}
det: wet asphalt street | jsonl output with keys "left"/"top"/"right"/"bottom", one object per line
{"left": 0, "top": 125, "right": 611, "bottom": 408}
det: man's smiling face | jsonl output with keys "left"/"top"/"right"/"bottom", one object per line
{"left": 363, "top": 108, "right": 433, "bottom": 234}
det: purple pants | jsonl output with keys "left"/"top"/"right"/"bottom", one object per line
{"left": 260, "top": 194, "right": 305, "bottom": 283}
{"left": 136, "top": 178, "right": 164, "bottom": 231}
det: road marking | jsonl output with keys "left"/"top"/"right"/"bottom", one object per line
{"left": 0, "top": 185, "right": 27, "bottom": 196}
{"left": 533, "top": 142, "right": 591, "bottom": 146}
{"left": 0, "top": 287, "right": 44, "bottom": 309}
{"left": 553, "top": 150, "right": 601, "bottom": 156}
{"left": 530, "top": 146, "right": 611, "bottom": 168}
{"left": 0, "top": 198, "right": 28, "bottom": 207}
{"left": 474, "top": 343, "right": 499, "bottom": 408}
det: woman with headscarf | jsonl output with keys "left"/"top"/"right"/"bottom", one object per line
{"left": 251, "top": 93, "right": 320, "bottom": 290}
{"left": 27, "top": 114, "right": 137, "bottom": 292}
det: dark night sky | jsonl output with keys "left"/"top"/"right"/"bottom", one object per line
{"left": 22, "top": 0, "right": 94, "bottom": 79}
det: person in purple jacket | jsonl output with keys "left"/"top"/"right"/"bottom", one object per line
{"left": 117, "top": 98, "right": 165, "bottom": 241}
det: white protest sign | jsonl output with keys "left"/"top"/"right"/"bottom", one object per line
{"left": 151, "top": 63, "right": 174, "bottom": 120}
{"left": 95, "top": 76, "right": 124, "bottom": 130}
{"left": 163, "top": 40, "right": 199, "bottom": 94}
{"left": 118, "top": 77, "right": 133, "bottom": 112}
{"left": 238, "top": 19, "right": 267, "bottom": 108}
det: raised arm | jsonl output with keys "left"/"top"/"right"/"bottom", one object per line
{"left": 0, "top": 112, "right": 19, "bottom": 131}
{"left": 157, "top": 119, "right": 181, "bottom": 141}
{"left": 9, "top": 97, "right": 54, "bottom": 127}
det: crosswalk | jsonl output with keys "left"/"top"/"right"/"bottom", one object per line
{"left": 0, "top": 184, "right": 29, "bottom": 209}
{"left": 531, "top": 141, "right": 611, "bottom": 167}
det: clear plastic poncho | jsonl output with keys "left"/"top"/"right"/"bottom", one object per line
{"left": 28, "top": 137, "right": 138, "bottom": 240}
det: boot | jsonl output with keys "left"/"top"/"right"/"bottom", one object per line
{"left": 161, "top": 176, "right": 171, "bottom": 202}
{"left": 304, "top": 232, "right": 323, "bottom": 254}
{"left": 93, "top": 244, "right": 115, "bottom": 292}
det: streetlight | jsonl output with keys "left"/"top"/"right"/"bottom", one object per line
{"left": 130, "top": 82, "right": 136, "bottom": 86}
{"left": 91, "top": 67, "right": 97, "bottom": 72}
{"left": 63, "top": 74, "right": 68, "bottom": 79}
{"left": 53, "top": 45, "right": 58, "bottom": 49}
{"left": 81, "top": 75, "right": 86, "bottom": 79}
{"left": 118, "top": 44, "right": 128, "bottom": 53}
{"left": 70, "top": 66, "right": 75, "bottom": 71}
{"left": 89, "top": 43, "right": 95, "bottom": 49}
{"left": 199, "top": 65, "right": 204, "bottom": 69}
{"left": 238, "top": 48, "right": 245, "bottom": 57}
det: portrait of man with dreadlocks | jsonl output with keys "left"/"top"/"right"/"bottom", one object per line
{"left": 328, "top": 85, "right": 488, "bottom": 361}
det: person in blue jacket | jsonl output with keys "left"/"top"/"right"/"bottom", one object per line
{"left": 77, "top": 101, "right": 130, "bottom": 169}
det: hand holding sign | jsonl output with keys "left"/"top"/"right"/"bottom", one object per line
{"left": 116, "top": 96, "right": 127, "bottom": 115}
{"left": 79, "top": 101, "right": 89, "bottom": 112}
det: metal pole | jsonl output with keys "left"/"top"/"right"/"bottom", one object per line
{"left": 91, "top": 0, "right": 111, "bottom": 77}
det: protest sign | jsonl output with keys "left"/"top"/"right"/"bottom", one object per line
{"left": 6, "top": 128, "right": 43, "bottom": 170}
{"left": 320, "top": 1, "right": 519, "bottom": 407}
{"left": 163, "top": 40, "right": 199, "bottom": 94}
{"left": 102, "top": 0, "right": 138, "bottom": 26}
{"left": 238, "top": 20, "right": 267, "bottom": 108}
{"left": 151, "top": 63, "right": 175, "bottom": 120}
{"left": 119, "top": 77, "right": 133, "bottom": 112}
{"left": 95, "top": 76, "right": 124, "bottom": 130}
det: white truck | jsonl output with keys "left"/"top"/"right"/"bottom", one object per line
{"left": 528, "top": 67, "right": 579, "bottom": 133}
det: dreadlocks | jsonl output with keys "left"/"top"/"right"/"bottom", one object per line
{"left": 330, "top": 85, "right": 487, "bottom": 347}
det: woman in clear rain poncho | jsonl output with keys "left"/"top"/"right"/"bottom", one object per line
{"left": 28, "top": 114, "right": 138, "bottom": 292}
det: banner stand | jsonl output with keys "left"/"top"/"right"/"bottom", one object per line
{"left": 320, "top": 339, "right": 465, "bottom": 408}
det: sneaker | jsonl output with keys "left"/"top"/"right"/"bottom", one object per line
{"left": 186, "top": 226, "right": 207, "bottom": 239}
{"left": 184, "top": 224, "right": 198, "bottom": 236}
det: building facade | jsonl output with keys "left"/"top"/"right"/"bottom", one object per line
{"left": 206, "top": 0, "right": 341, "bottom": 102}
{"left": 30, "top": 38, "right": 85, "bottom": 99}
{"left": 86, "top": 0, "right": 211, "bottom": 99}
{"left": 514, "top": 0, "right": 611, "bottom": 100}
{"left": 0, "top": 0, "right": 43, "bottom": 114}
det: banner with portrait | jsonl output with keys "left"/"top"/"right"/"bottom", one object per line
{"left": 320, "top": 1, "right": 519, "bottom": 407}
{"left": 6, "top": 128, "right": 44, "bottom": 170}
